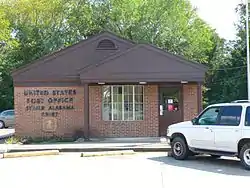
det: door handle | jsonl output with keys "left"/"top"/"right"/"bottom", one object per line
{"left": 205, "top": 127, "right": 213, "bottom": 132}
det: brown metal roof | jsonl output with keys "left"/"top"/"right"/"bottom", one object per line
{"left": 79, "top": 44, "right": 206, "bottom": 83}
{"left": 12, "top": 31, "right": 207, "bottom": 85}
{"left": 11, "top": 31, "right": 134, "bottom": 77}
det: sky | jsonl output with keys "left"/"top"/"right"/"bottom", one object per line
{"left": 189, "top": 0, "right": 243, "bottom": 41}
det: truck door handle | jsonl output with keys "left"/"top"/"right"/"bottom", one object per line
{"left": 205, "top": 127, "right": 213, "bottom": 132}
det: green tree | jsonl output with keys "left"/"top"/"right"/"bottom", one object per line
{"left": 0, "top": 0, "right": 224, "bottom": 110}
{"left": 90, "top": 0, "right": 216, "bottom": 63}
{"left": 204, "top": 3, "right": 248, "bottom": 105}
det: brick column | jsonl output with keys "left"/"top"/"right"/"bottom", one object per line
{"left": 83, "top": 83, "right": 90, "bottom": 140}
{"left": 197, "top": 82, "right": 202, "bottom": 113}
{"left": 183, "top": 84, "right": 198, "bottom": 121}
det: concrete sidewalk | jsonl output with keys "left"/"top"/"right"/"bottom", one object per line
{"left": 0, "top": 135, "right": 171, "bottom": 153}
{"left": 0, "top": 142, "right": 171, "bottom": 153}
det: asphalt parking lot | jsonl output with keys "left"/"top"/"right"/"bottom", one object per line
{"left": 0, "top": 152, "right": 249, "bottom": 188}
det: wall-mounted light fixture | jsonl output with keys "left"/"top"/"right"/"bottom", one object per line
{"left": 98, "top": 82, "right": 105, "bottom": 85}
{"left": 139, "top": 82, "right": 147, "bottom": 84}
{"left": 181, "top": 81, "right": 188, "bottom": 84}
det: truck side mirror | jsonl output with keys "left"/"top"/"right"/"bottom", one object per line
{"left": 191, "top": 117, "right": 198, "bottom": 125}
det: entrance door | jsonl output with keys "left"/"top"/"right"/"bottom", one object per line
{"left": 159, "top": 86, "right": 182, "bottom": 136}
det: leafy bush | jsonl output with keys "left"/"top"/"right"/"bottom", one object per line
{"left": 4, "top": 136, "right": 23, "bottom": 144}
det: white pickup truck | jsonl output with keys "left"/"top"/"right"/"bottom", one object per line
{"left": 166, "top": 100, "right": 250, "bottom": 170}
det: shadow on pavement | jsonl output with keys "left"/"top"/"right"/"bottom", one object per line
{"left": 148, "top": 155, "right": 250, "bottom": 177}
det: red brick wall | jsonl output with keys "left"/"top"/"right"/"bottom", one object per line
{"left": 89, "top": 85, "right": 159, "bottom": 137}
{"left": 14, "top": 87, "right": 84, "bottom": 138}
{"left": 183, "top": 84, "right": 198, "bottom": 121}
{"left": 14, "top": 84, "right": 200, "bottom": 138}
{"left": 14, "top": 85, "right": 159, "bottom": 138}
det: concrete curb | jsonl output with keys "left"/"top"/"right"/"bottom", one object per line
{"left": 1, "top": 150, "right": 60, "bottom": 159}
{"left": 80, "top": 150, "right": 135, "bottom": 157}
{"left": 6, "top": 147, "right": 171, "bottom": 153}
{"left": 167, "top": 151, "right": 172, "bottom": 157}
{"left": 133, "top": 147, "right": 170, "bottom": 152}
{"left": 0, "top": 133, "right": 14, "bottom": 140}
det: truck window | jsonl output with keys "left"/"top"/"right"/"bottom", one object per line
{"left": 245, "top": 107, "right": 250, "bottom": 126}
{"left": 218, "top": 106, "right": 242, "bottom": 126}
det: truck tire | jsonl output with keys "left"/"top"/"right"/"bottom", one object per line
{"left": 239, "top": 143, "right": 250, "bottom": 170}
{"left": 171, "top": 137, "right": 189, "bottom": 160}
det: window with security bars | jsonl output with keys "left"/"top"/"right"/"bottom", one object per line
{"left": 102, "top": 85, "right": 144, "bottom": 121}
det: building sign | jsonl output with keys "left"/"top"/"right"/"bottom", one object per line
{"left": 24, "top": 89, "right": 77, "bottom": 117}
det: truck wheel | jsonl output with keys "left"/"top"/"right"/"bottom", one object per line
{"left": 171, "top": 137, "right": 189, "bottom": 160}
{"left": 239, "top": 143, "right": 250, "bottom": 170}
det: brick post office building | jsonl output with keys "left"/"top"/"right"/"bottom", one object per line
{"left": 11, "top": 32, "right": 207, "bottom": 139}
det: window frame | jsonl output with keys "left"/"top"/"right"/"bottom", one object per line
{"left": 102, "top": 85, "right": 144, "bottom": 121}
{"left": 1, "top": 110, "right": 14, "bottom": 116}
{"left": 196, "top": 106, "right": 221, "bottom": 126}
{"left": 245, "top": 106, "right": 250, "bottom": 127}
{"left": 217, "top": 106, "right": 242, "bottom": 126}
{"left": 196, "top": 105, "right": 242, "bottom": 126}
